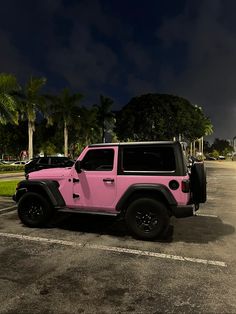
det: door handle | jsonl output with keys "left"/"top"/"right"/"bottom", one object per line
{"left": 103, "top": 178, "right": 114, "bottom": 183}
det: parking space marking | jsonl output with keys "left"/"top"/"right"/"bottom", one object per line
{"left": 0, "top": 205, "right": 16, "bottom": 212}
{"left": 88, "top": 244, "right": 226, "bottom": 267}
{"left": 196, "top": 213, "right": 218, "bottom": 218}
{"left": 0, "top": 232, "right": 227, "bottom": 267}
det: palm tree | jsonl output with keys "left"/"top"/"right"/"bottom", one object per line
{"left": 19, "top": 77, "right": 46, "bottom": 159}
{"left": 203, "top": 116, "right": 213, "bottom": 137}
{"left": 78, "top": 106, "right": 101, "bottom": 146}
{"left": 46, "top": 89, "right": 83, "bottom": 157}
{"left": 0, "top": 73, "right": 19, "bottom": 125}
{"left": 94, "top": 95, "right": 114, "bottom": 143}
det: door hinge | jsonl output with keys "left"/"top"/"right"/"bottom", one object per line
{"left": 73, "top": 193, "right": 80, "bottom": 198}
{"left": 73, "top": 178, "right": 80, "bottom": 183}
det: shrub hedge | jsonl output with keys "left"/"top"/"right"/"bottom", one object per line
{"left": 0, "top": 165, "right": 25, "bottom": 172}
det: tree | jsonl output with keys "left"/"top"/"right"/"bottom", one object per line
{"left": 40, "top": 141, "right": 57, "bottom": 156}
{"left": 46, "top": 89, "right": 83, "bottom": 156}
{"left": 203, "top": 116, "right": 213, "bottom": 137}
{"left": 78, "top": 106, "right": 101, "bottom": 146}
{"left": 94, "top": 95, "right": 114, "bottom": 142}
{"left": 211, "top": 138, "right": 233, "bottom": 155}
{"left": 18, "top": 77, "right": 46, "bottom": 159}
{"left": 0, "top": 121, "right": 28, "bottom": 158}
{"left": 203, "top": 140, "right": 211, "bottom": 153}
{"left": 115, "top": 94, "right": 212, "bottom": 142}
{"left": 0, "top": 73, "right": 19, "bottom": 125}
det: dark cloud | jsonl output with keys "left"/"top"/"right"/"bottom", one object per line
{"left": 157, "top": 0, "right": 236, "bottom": 140}
{"left": 0, "top": 30, "right": 33, "bottom": 81}
{"left": 0, "top": 0, "right": 235, "bottom": 140}
{"left": 47, "top": 0, "right": 158, "bottom": 103}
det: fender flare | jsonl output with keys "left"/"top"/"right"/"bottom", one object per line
{"left": 14, "top": 180, "right": 66, "bottom": 208}
{"left": 116, "top": 183, "right": 177, "bottom": 212}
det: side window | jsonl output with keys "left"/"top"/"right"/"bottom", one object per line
{"left": 122, "top": 146, "right": 176, "bottom": 172}
{"left": 37, "top": 157, "right": 49, "bottom": 165}
{"left": 52, "top": 157, "right": 63, "bottom": 165}
{"left": 81, "top": 149, "right": 114, "bottom": 171}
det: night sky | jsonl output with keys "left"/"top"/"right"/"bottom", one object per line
{"left": 1, "top": 0, "right": 236, "bottom": 141}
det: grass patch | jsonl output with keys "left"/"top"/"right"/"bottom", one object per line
{"left": 0, "top": 180, "right": 19, "bottom": 197}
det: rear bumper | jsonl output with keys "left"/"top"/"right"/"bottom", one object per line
{"left": 171, "top": 204, "right": 195, "bottom": 218}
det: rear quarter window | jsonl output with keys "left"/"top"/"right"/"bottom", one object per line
{"left": 122, "top": 146, "right": 176, "bottom": 172}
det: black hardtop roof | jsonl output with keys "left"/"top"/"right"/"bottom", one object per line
{"left": 88, "top": 141, "right": 178, "bottom": 147}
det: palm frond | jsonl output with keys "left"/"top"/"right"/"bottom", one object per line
{"left": 0, "top": 73, "right": 20, "bottom": 94}
{"left": 25, "top": 77, "right": 46, "bottom": 101}
{"left": 0, "top": 94, "right": 18, "bottom": 124}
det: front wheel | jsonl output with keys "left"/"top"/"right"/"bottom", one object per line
{"left": 18, "top": 192, "right": 53, "bottom": 227}
{"left": 125, "top": 198, "right": 170, "bottom": 240}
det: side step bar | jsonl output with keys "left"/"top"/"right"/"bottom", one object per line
{"left": 57, "top": 207, "right": 118, "bottom": 217}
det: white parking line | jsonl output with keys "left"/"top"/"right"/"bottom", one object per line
{"left": 0, "top": 205, "right": 16, "bottom": 212}
{"left": 196, "top": 213, "right": 218, "bottom": 218}
{"left": 88, "top": 244, "right": 226, "bottom": 267}
{"left": 0, "top": 232, "right": 227, "bottom": 267}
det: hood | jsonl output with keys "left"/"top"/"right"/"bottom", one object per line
{"left": 28, "top": 167, "right": 72, "bottom": 179}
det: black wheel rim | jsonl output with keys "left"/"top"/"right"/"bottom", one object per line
{"left": 135, "top": 209, "right": 158, "bottom": 233}
{"left": 23, "top": 200, "right": 44, "bottom": 222}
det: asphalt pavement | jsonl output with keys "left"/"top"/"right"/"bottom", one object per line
{"left": 0, "top": 197, "right": 16, "bottom": 214}
{"left": 0, "top": 172, "right": 25, "bottom": 181}
{"left": 0, "top": 161, "right": 235, "bottom": 313}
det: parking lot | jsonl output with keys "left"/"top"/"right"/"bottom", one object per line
{"left": 0, "top": 161, "right": 236, "bottom": 313}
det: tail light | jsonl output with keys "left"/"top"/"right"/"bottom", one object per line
{"left": 181, "top": 179, "right": 190, "bottom": 193}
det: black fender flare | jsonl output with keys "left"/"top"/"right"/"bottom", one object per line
{"left": 116, "top": 183, "right": 177, "bottom": 212}
{"left": 13, "top": 180, "right": 66, "bottom": 208}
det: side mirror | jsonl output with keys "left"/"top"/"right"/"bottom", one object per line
{"left": 75, "top": 160, "right": 82, "bottom": 173}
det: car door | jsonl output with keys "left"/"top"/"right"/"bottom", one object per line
{"left": 70, "top": 147, "right": 118, "bottom": 212}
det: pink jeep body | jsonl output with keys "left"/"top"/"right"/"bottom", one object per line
{"left": 14, "top": 142, "right": 206, "bottom": 239}
{"left": 27, "top": 143, "right": 191, "bottom": 214}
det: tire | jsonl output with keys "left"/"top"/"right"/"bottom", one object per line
{"left": 18, "top": 192, "right": 53, "bottom": 227}
{"left": 125, "top": 198, "right": 170, "bottom": 240}
{"left": 190, "top": 162, "right": 207, "bottom": 203}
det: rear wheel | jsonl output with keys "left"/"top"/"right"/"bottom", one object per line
{"left": 125, "top": 198, "right": 169, "bottom": 240}
{"left": 18, "top": 192, "right": 53, "bottom": 227}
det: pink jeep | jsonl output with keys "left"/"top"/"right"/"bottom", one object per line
{"left": 13, "top": 142, "right": 206, "bottom": 240}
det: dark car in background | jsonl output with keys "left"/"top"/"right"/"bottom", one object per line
{"left": 25, "top": 156, "right": 74, "bottom": 174}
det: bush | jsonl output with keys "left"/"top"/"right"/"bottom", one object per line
{"left": 211, "top": 150, "right": 220, "bottom": 159}
{"left": 0, "top": 165, "right": 25, "bottom": 172}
